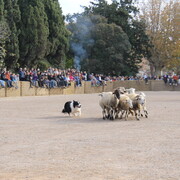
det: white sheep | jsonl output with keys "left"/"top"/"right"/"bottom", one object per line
{"left": 128, "top": 94, "right": 146, "bottom": 120}
{"left": 138, "top": 92, "right": 148, "bottom": 118}
{"left": 126, "top": 88, "right": 136, "bottom": 94}
{"left": 122, "top": 91, "right": 145, "bottom": 120}
{"left": 99, "top": 89, "right": 121, "bottom": 120}
{"left": 116, "top": 94, "right": 133, "bottom": 120}
{"left": 99, "top": 92, "right": 112, "bottom": 119}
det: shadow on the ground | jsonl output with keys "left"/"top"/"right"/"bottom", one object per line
{"left": 39, "top": 115, "right": 133, "bottom": 124}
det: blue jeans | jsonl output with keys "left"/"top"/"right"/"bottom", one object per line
{"left": 4, "top": 80, "right": 13, "bottom": 87}
{"left": 49, "top": 80, "right": 57, "bottom": 88}
{"left": 0, "top": 80, "right": 5, "bottom": 87}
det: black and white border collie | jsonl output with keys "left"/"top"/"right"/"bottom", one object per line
{"left": 62, "top": 100, "right": 81, "bottom": 116}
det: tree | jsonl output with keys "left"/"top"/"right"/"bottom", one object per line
{"left": 3, "top": 0, "right": 21, "bottom": 69}
{"left": 161, "top": 1, "right": 180, "bottom": 72}
{"left": 89, "top": 16, "right": 132, "bottom": 75}
{"left": 18, "top": 0, "right": 69, "bottom": 69}
{"left": 0, "top": 0, "right": 10, "bottom": 68}
{"left": 82, "top": 0, "right": 151, "bottom": 75}
{"left": 67, "top": 14, "right": 131, "bottom": 75}
{"left": 18, "top": 0, "right": 49, "bottom": 68}
{"left": 139, "top": 0, "right": 180, "bottom": 75}
{"left": 43, "top": 0, "right": 70, "bottom": 68}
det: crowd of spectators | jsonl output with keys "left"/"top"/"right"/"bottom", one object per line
{"left": 162, "top": 74, "right": 180, "bottom": 86}
{"left": 0, "top": 70, "right": 19, "bottom": 89}
{"left": 18, "top": 67, "right": 84, "bottom": 88}
{"left": 0, "top": 67, "right": 180, "bottom": 89}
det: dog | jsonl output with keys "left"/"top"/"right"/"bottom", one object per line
{"left": 62, "top": 100, "right": 81, "bottom": 116}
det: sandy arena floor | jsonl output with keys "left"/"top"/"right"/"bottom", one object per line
{"left": 0, "top": 91, "right": 180, "bottom": 180}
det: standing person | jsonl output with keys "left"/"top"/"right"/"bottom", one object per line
{"left": 143, "top": 73, "right": 148, "bottom": 84}
{"left": 19, "top": 68, "right": 26, "bottom": 81}
{"left": 163, "top": 74, "right": 168, "bottom": 84}
{"left": 168, "top": 74, "right": 173, "bottom": 86}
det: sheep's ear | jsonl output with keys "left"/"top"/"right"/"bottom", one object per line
{"left": 113, "top": 90, "right": 120, "bottom": 99}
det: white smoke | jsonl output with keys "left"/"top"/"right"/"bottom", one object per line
{"left": 69, "top": 16, "right": 94, "bottom": 70}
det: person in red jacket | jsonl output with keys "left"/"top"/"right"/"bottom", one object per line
{"left": 173, "top": 74, "right": 178, "bottom": 86}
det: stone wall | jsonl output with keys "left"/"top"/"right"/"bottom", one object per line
{"left": 0, "top": 88, "right": 5, "bottom": 97}
{"left": 0, "top": 80, "right": 180, "bottom": 98}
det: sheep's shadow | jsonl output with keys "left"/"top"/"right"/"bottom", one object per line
{"left": 39, "top": 115, "right": 134, "bottom": 124}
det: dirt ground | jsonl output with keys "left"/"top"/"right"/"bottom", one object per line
{"left": 0, "top": 91, "right": 180, "bottom": 180}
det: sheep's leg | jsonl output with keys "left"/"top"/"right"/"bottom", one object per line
{"left": 124, "top": 110, "right": 128, "bottom": 120}
{"left": 144, "top": 110, "right": 148, "bottom": 118}
{"left": 120, "top": 110, "right": 125, "bottom": 119}
{"left": 115, "top": 108, "right": 120, "bottom": 119}
{"left": 119, "top": 110, "right": 123, "bottom": 119}
{"left": 143, "top": 106, "right": 148, "bottom": 118}
{"left": 105, "top": 108, "right": 110, "bottom": 119}
{"left": 115, "top": 109, "right": 118, "bottom": 119}
{"left": 140, "top": 105, "right": 148, "bottom": 118}
{"left": 110, "top": 108, "right": 115, "bottom": 120}
{"left": 135, "top": 110, "right": 140, "bottom": 121}
{"left": 112, "top": 108, "right": 117, "bottom": 120}
{"left": 129, "top": 109, "right": 134, "bottom": 116}
{"left": 102, "top": 109, "right": 106, "bottom": 120}
{"left": 137, "top": 110, "right": 141, "bottom": 120}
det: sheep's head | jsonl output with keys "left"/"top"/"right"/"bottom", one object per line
{"left": 135, "top": 95, "right": 145, "bottom": 105}
{"left": 113, "top": 89, "right": 121, "bottom": 99}
{"left": 114, "top": 87, "right": 126, "bottom": 95}
{"left": 126, "top": 99, "right": 133, "bottom": 108}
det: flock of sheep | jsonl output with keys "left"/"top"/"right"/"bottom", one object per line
{"left": 99, "top": 87, "right": 148, "bottom": 121}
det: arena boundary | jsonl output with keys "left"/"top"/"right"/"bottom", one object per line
{"left": 0, "top": 80, "right": 180, "bottom": 98}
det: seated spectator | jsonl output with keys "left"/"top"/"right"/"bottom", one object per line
{"left": 32, "top": 73, "right": 38, "bottom": 87}
{"left": 11, "top": 73, "right": 19, "bottom": 89}
{"left": 82, "top": 71, "right": 87, "bottom": 81}
{"left": 1, "top": 71, "right": 13, "bottom": 87}
{"left": 37, "top": 71, "right": 45, "bottom": 88}
{"left": 65, "top": 74, "right": 71, "bottom": 86}
{"left": 90, "top": 75, "right": 99, "bottom": 86}
{"left": 69, "top": 74, "right": 75, "bottom": 82}
{"left": 57, "top": 73, "right": 65, "bottom": 87}
{"left": 48, "top": 74, "right": 57, "bottom": 88}
{"left": 173, "top": 74, "right": 178, "bottom": 86}
{"left": 25, "top": 71, "right": 33, "bottom": 88}
{"left": 74, "top": 73, "right": 82, "bottom": 87}
{"left": 43, "top": 76, "right": 50, "bottom": 88}
{"left": 0, "top": 79, "right": 5, "bottom": 88}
